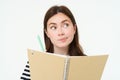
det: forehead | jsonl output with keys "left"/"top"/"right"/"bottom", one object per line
{"left": 47, "top": 13, "right": 71, "bottom": 24}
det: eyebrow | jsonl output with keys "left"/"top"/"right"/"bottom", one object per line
{"left": 48, "top": 23, "right": 56, "bottom": 26}
{"left": 48, "top": 19, "right": 70, "bottom": 26}
{"left": 61, "top": 19, "right": 70, "bottom": 23}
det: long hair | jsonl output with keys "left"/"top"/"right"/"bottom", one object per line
{"left": 44, "top": 5, "right": 86, "bottom": 56}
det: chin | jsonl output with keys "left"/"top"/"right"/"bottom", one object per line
{"left": 57, "top": 44, "right": 69, "bottom": 48}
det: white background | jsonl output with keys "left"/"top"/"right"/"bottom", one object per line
{"left": 0, "top": 0, "right": 120, "bottom": 80}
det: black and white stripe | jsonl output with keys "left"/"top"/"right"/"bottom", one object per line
{"left": 20, "top": 61, "right": 31, "bottom": 80}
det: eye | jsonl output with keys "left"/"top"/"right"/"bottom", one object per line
{"left": 63, "top": 23, "right": 69, "bottom": 28}
{"left": 50, "top": 26, "right": 57, "bottom": 30}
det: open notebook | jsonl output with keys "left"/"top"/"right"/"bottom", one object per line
{"left": 28, "top": 49, "right": 108, "bottom": 80}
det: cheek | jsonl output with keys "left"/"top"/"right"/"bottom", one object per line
{"left": 65, "top": 28, "right": 75, "bottom": 43}
{"left": 48, "top": 32, "right": 58, "bottom": 46}
{"left": 65, "top": 28, "right": 75, "bottom": 37}
{"left": 47, "top": 31, "right": 57, "bottom": 41}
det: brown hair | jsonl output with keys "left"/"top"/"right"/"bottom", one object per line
{"left": 44, "top": 5, "right": 86, "bottom": 56}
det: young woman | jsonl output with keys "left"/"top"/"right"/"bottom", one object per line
{"left": 20, "top": 5, "right": 86, "bottom": 80}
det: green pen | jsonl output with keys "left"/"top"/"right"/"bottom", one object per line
{"left": 37, "top": 35, "right": 45, "bottom": 51}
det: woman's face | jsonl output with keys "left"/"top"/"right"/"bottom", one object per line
{"left": 46, "top": 13, "right": 76, "bottom": 48}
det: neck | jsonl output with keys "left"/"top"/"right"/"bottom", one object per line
{"left": 54, "top": 46, "right": 68, "bottom": 55}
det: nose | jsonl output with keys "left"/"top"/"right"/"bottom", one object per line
{"left": 58, "top": 27, "right": 64, "bottom": 36}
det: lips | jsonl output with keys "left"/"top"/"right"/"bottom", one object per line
{"left": 58, "top": 37, "right": 68, "bottom": 42}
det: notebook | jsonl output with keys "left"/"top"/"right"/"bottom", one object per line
{"left": 28, "top": 49, "right": 108, "bottom": 80}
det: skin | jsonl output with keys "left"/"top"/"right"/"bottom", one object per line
{"left": 45, "top": 13, "right": 76, "bottom": 55}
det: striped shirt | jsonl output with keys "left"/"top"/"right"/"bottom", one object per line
{"left": 20, "top": 61, "right": 31, "bottom": 80}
